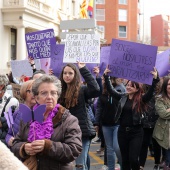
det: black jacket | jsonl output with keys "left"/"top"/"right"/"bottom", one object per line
{"left": 66, "top": 66, "right": 101, "bottom": 139}
{"left": 104, "top": 75, "right": 159, "bottom": 126}
{"left": 95, "top": 94, "right": 120, "bottom": 126}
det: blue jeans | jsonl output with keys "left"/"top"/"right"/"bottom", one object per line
{"left": 75, "top": 138, "right": 91, "bottom": 170}
{"left": 102, "top": 125, "right": 122, "bottom": 170}
{"left": 166, "top": 149, "right": 170, "bottom": 166}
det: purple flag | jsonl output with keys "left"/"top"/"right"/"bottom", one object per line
{"left": 25, "top": 29, "right": 56, "bottom": 59}
{"left": 50, "top": 44, "right": 66, "bottom": 77}
{"left": 99, "top": 46, "right": 111, "bottom": 76}
{"left": 155, "top": 49, "right": 170, "bottom": 77}
{"left": 109, "top": 39, "right": 157, "bottom": 85}
{"left": 19, "top": 104, "right": 46, "bottom": 123}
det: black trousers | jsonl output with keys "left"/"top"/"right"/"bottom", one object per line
{"left": 139, "top": 128, "right": 162, "bottom": 167}
{"left": 118, "top": 126, "right": 143, "bottom": 170}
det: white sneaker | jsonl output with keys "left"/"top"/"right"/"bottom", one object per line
{"left": 115, "top": 163, "right": 120, "bottom": 170}
{"left": 101, "top": 165, "right": 108, "bottom": 170}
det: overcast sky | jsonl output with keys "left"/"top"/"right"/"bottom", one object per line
{"left": 143, "top": 0, "right": 170, "bottom": 17}
{"left": 139, "top": 0, "right": 170, "bottom": 39}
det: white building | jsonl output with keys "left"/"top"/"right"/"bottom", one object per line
{"left": 0, "top": 0, "right": 104, "bottom": 73}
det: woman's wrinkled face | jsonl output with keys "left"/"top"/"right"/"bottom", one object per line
{"left": 63, "top": 66, "right": 75, "bottom": 84}
{"left": 126, "top": 81, "right": 138, "bottom": 95}
{"left": 35, "top": 83, "right": 58, "bottom": 111}
{"left": 25, "top": 87, "right": 36, "bottom": 107}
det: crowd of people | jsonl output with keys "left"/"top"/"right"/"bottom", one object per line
{"left": 0, "top": 56, "right": 170, "bottom": 170}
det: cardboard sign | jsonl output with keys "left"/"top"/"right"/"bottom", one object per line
{"left": 11, "top": 59, "right": 41, "bottom": 78}
{"left": 99, "top": 46, "right": 111, "bottom": 76}
{"left": 50, "top": 44, "right": 66, "bottom": 77}
{"left": 25, "top": 29, "right": 56, "bottom": 59}
{"left": 63, "top": 34, "right": 100, "bottom": 63}
{"left": 109, "top": 39, "right": 158, "bottom": 85}
{"left": 155, "top": 49, "right": 170, "bottom": 77}
{"left": 11, "top": 83, "right": 24, "bottom": 103}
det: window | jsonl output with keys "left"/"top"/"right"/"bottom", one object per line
{"left": 119, "top": 26, "right": 127, "bottom": 38}
{"left": 11, "top": 28, "right": 16, "bottom": 60}
{"left": 96, "top": 0, "right": 105, "bottom": 4}
{"left": 119, "top": 0, "right": 127, "bottom": 4}
{"left": 97, "top": 25, "right": 105, "bottom": 32}
{"left": 119, "top": 9, "right": 127, "bottom": 21}
{"left": 96, "top": 9, "right": 105, "bottom": 21}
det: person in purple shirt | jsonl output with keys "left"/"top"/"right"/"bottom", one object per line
{"left": 5, "top": 80, "right": 36, "bottom": 147}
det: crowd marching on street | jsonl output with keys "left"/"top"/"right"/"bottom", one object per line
{"left": 0, "top": 34, "right": 170, "bottom": 170}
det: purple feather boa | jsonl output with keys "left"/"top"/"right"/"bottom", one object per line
{"left": 28, "top": 104, "right": 60, "bottom": 142}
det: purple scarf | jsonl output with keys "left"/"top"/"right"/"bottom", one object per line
{"left": 28, "top": 104, "right": 60, "bottom": 142}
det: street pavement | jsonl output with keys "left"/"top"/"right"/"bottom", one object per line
{"left": 89, "top": 142, "right": 155, "bottom": 170}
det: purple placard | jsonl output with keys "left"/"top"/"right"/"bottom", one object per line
{"left": 109, "top": 39, "right": 158, "bottom": 85}
{"left": 155, "top": 49, "right": 170, "bottom": 77}
{"left": 99, "top": 46, "right": 111, "bottom": 76}
{"left": 25, "top": 29, "right": 56, "bottom": 59}
{"left": 50, "top": 44, "right": 66, "bottom": 77}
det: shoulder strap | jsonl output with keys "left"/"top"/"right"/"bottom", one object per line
{"left": 1, "top": 96, "right": 12, "bottom": 117}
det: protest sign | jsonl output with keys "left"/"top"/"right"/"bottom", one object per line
{"left": 50, "top": 44, "right": 66, "bottom": 77}
{"left": 155, "top": 49, "right": 170, "bottom": 77}
{"left": 25, "top": 29, "right": 56, "bottom": 59}
{"left": 63, "top": 34, "right": 100, "bottom": 63}
{"left": 40, "top": 58, "right": 51, "bottom": 74}
{"left": 109, "top": 39, "right": 157, "bottom": 85}
{"left": 99, "top": 46, "right": 111, "bottom": 76}
{"left": 11, "top": 60, "right": 34, "bottom": 78}
{"left": 11, "top": 59, "right": 42, "bottom": 78}
{"left": 11, "top": 83, "right": 24, "bottom": 103}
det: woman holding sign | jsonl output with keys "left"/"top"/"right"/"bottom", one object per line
{"left": 11, "top": 75, "right": 82, "bottom": 170}
{"left": 103, "top": 66, "right": 159, "bottom": 170}
{"left": 5, "top": 80, "right": 36, "bottom": 147}
{"left": 59, "top": 63, "right": 101, "bottom": 170}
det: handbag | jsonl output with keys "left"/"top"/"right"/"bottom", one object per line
{"left": 23, "top": 155, "right": 37, "bottom": 170}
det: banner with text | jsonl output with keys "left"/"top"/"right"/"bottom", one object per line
{"left": 25, "top": 29, "right": 56, "bottom": 59}
{"left": 155, "top": 49, "right": 170, "bottom": 77}
{"left": 63, "top": 34, "right": 100, "bottom": 63}
{"left": 109, "top": 39, "right": 157, "bottom": 85}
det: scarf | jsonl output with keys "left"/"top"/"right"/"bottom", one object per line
{"left": 28, "top": 104, "right": 60, "bottom": 142}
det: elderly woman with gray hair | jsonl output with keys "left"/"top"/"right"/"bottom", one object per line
{"left": 11, "top": 75, "right": 82, "bottom": 170}
{"left": 0, "top": 74, "right": 19, "bottom": 144}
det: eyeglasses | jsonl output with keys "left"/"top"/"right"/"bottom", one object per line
{"left": 38, "top": 91, "right": 58, "bottom": 98}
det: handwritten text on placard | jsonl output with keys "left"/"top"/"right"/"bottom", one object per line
{"left": 25, "top": 29, "right": 56, "bottom": 59}
{"left": 109, "top": 39, "right": 157, "bottom": 85}
{"left": 63, "top": 34, "right": 100, "bottom": 63}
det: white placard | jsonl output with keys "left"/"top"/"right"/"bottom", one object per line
{"left": 11, "top": 60, "right": 41, "bottom": 78}
{"left": 63, "top": 34, "right": 100, "bottom": 63}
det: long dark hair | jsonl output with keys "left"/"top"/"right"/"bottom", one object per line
{"left": 59, "top": 64, "right": 81, "bottom": 108}
{"left": 127, "top": 81, "right": 145, "bottom": 113}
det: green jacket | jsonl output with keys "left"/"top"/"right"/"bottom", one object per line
{"left": 153, "top": 96, "right": 170, "bottom": 149}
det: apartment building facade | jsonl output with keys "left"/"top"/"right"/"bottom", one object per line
{"left": 95, "top": 0, "right": 140, "bottom": 44}
{"left": 1, "top": 0, "right": 105, "bottom": 73}
{"left": 151, "top": 14, "right": 170, "bottom": 46}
